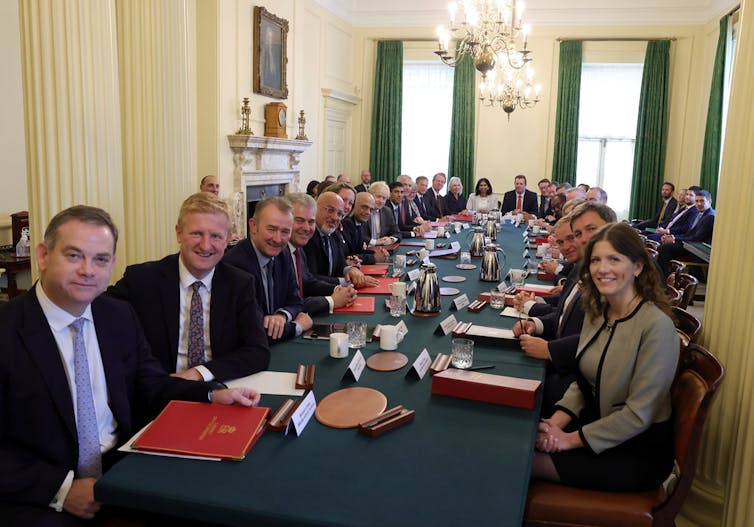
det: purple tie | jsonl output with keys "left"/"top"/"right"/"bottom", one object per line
{"left": 70, "top": 318, "right": 102, "bottom": 478}
{"left": 187, "top": 281, "right": 205, "bottom": 368}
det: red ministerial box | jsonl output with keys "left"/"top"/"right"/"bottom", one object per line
{"left": 431, "top": 369, "right": 541, "bottom": 410}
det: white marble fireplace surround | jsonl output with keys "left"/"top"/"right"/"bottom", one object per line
{"left": 227, "top": 134, "right": 312, "bottom": 235}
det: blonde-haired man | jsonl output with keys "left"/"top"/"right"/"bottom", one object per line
{"left": 109, "top": 192, "right": 270, "bottom": 382}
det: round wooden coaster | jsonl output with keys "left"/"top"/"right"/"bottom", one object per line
{"left": 440, "top": 287, "right": 460, "bottom": 296}
{"left": 455, "top": 263, "right": 477, "bottom": 270}
{"left": 442, "top": 275, "right": 466, "bottom": 283}
{"left": 367, "top": 352, "right": 409, "bottom": 372}
{"left": 315, "top": 387, "right": 388, "bottom": 429}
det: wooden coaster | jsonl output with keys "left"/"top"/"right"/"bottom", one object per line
{"left": 442, "top": 275, "right": 466, "bottom": 283}
{"left": 440, "top": 287, "right": 460, "bottom": 296}
{"left": 315, "top": 387, "right": 388, "bottom": 429}
{"left": 367, "top": 352, "right": 409, "bottom": 372}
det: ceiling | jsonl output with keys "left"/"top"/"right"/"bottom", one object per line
{"left": 315, "top": 0, "right": 737, "bottom": 27}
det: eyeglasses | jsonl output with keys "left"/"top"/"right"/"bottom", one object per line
{"left": 322, "top": 205, "right": 345, "bottom": 219}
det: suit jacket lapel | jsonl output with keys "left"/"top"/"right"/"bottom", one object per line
{"left": 159, "top": 259, "right": 181, "bottom": 370}
{"left": 91, "top": 299, "right": 130, "bottom": 431}
{"left": 209, "top": 263, "right": 229, "bottom": 354}
{"left": 21, "top": 290, "right": 78, "bottom": 441}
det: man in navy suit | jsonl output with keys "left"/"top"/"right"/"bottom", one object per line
{"left": 287, "top": 193, "right": 357, "bottom": 315}
{"left": 514, "top": 202, "right": 617, "bottom": 414}
{"left": 223, "top": 197, "right": 312, "bottom": 342}
{"left": 108, "top": 193, "right": 269, "bottom": 382}
{"left": 354, "top": 169, "right": 371, "bottom": 193}
{"left": 645, "top": 187, "right": 698, "bottom": 241}
{"left": 658, "top": 189, "right": 716, "bottom": 276}
{"left": 365, "top": 182, "right": 402, "bottom": 244}
{"left": 0, "top": 206, "right": 259, "bottom": 525}
{"left": 501, "top": 175, "right": 539, "bottom": 216}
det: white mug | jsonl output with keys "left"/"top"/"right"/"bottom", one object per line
{"left": 425, "top": 239, "right": 435, "bottom": 250}
{"left": 329, "top": 332, "right": 349, "bottom": 358}
{"left": 391, "top": 281, "right": 407, "bottom": 298}
{"left": 380, "top": 325, "right": 398, "bottom": 350}
{"left": 437, "top": 226, "right": 445, "bottom": 237}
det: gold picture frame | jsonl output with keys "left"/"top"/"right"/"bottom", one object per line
{"left": 253, "top": 6, "right": 288, "bottom": 100}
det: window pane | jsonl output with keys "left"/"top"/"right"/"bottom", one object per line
{"left": 576, "top": 140, "right": 600, "bottom": 187}
{"left": 602, "top": 140, "right": 635, "bottom": 218}
{"left": 579, "top": 64, "right": 643, "bottom": 139}
{"left": 401, "top": 62, "right": 454, "bottom": 178}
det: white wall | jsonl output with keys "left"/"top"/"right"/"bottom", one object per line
{"left": 0, "top": 0, "right": 28, "bottom": 245}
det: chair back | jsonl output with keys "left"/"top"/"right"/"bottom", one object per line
{"left": 666, "top": 260, "right": 687, "bottom": 288}
{"left": 665, "top": 285, "right": 682, "bottom": 307}
{"left": 676, "top": 273, "right": 699, "bottom": 309}
{"left": 671, "top": 306, "right": 701, "bottom": 342}
{"left": 655, "top": 344, "right": 724, "bottom": 525}
{"left": 646, "top": 247, "right": 659, "bottom": 261}
{"left": 644, "top": 239, "right": 661, "bottom": 251}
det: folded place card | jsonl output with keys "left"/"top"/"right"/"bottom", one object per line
{"left": 342, "top": 350, "right": 366, "bottom": 382}
{"left": 450, "top": 293, "right": 470, "bottom": 311}
{"left": 406, "top": 348, "right": 432, "bottom": 380}
{"left": 288, "top": 391, "right": 317, "bottom": 436}
{"left": 435, "top": 314, "right": 458, "bottom": 336}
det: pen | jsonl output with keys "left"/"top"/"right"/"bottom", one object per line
{"left": 469, "top": 364, "right": 495, "bottom": 371}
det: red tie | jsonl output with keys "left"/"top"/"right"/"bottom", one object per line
{"left": 516, "top": 194, "right": 522, "bottom": 211}
{"left": 294, "top": 248, "right": 304, "bottom": 296}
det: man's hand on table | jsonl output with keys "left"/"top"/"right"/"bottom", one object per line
{"left": 294, "top": 312, "right": 313, "bottom": 332}
{"left": 513, "top": 319, "right": 536, "bottom": 337}
{"left": 64, "top": 478, "right": 101, "bottom": 519}
{"left": 332, "top": 285, "right": 357, "bottom": 308}
{"left": 346, "top": 268, "right": 379, "bottom": 287}
{"left": 513, "top": 292, "right": 535, "bottom": 312}
{"left": 519, "top": 335, "right": 551, "bottom": 360}
{"left": 263, "top": 314, "right": 288, "bottom": 340}
{"left": 210, "top": 387, "right": 261, "bottom": 407}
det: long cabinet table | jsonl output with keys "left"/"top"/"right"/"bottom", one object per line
{"left": 95, "top": 220, "right": 549, "bottom": 526}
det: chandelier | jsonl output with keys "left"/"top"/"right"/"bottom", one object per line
{"left": 435, "top": 0, "right": 542, "bottom": 119}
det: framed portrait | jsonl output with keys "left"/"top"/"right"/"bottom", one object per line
{"left": 253, "top": 6, "right": 288, "bottom": 99}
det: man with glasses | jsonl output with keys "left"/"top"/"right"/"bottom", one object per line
{"left": 303, "top": 192, "right": 378, "bottom": 288}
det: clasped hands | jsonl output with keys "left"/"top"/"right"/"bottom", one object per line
{"left": 512, "top": 319, "right": 551, "bottom": 360}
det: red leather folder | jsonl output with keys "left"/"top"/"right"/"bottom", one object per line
{"left": 355, "top": 277, "right": 400, "bottom": 295}
{"left": 334, "top": 296, "right": 375, "bottom": 314}
{"left": 132, "top": 401, "right": 269, "bottom": 460}
{"left": 450, "top": 214, "right": 473, "bottom": 222}
{"left": 515, "top": 284, "right": 558, "bottom": 297}
{"left": 360, "top": 264, "right": 389, "bottom": 276}
{"left": 431, "top": 369, "right": 541, "bottom": 410}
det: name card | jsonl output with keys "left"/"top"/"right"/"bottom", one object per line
{"left": 462, "top": 223, "right": 470, "bottom": 230}
{"left": 407, "top": 269, "right": 420, "bottom": 281}
{"left": 435, "top": 314, "right": 458, "bottom": 336}
{"left": 407, "top": 280, "right": 417, "bottom": 295}
{"left": 406, "top": 348, "right": 432, "bottom": 380}
{"left": 342, "top": 350, "right": 366, "bottom": 382}
{"left": 522, "top": 230, "right": 529, "bottom": 239}
{"left": 287, "top": 390, "right": 316, "bottom": 436}
{"left": 450, "top": 293, "right": 470, "bottom": 311}
{"left": 522, "top": 249, "right": 530, "bottom": 259}
{"left": 497, "top": 281, "right": 509, "bottom": 292}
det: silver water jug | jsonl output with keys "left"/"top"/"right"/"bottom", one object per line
{"left": 466, "top": 226, "right": 486, "bottom": 258}
{"left": 485, "top": 219, "right": 497, "bottom": 241}
{"left": 414, "top": 262, "right": 441, "bottom": 313}
{"left": 480, "top": 244, "right": 507, "bottom": 282}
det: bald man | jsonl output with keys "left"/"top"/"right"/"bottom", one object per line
{"left": 200, "top": 175, "right": 220, "bottom": 195}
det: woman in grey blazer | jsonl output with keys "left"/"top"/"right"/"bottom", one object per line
{"left": 531, "top": 223, "right": 678, "bottom": 491}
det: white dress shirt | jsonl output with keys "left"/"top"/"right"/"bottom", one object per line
{"left": 177, "top": 257, "right": 215, "bottom": 380}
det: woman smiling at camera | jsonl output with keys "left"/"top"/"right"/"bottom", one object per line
{"left": 466, "top": 177, "right": 498, "bottom": 213}
{"left": 531, "top": 222, "right": 678, "bottom": 491}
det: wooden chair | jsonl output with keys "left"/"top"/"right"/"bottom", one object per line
{"left": 665, "top": 285, "right": 682, "bottom": 307}
{"left": 672, "top": 306, "right": 702, "bottom": 343}
{"left": 524, "top": 344, "right": 724, "bottom": 527}
{"left": 676, "top": 273, "right": 699, "bottom": 309}
{"left": 646, "top": 247, "right": 659, "bottom": 261}
{"left": 644, "top": 239, "right": 661, "bottom": 251}
{"left": 666, "top": 260, "right": 687, "bottom": 288}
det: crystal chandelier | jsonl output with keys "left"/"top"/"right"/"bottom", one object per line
{"left": 435, "top": 0, "right": 542, "bottom": 119}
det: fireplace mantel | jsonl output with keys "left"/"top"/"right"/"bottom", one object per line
{"left": 227, "top": 134, "right": 312, "bottom": 236}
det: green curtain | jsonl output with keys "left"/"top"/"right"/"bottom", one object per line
{"left": 369, "top": 41, "right": 403, "bottom": 182}
{"left": 448, "top": 50, "right": 476, "bottom": 192}
{"left": 629, "top": 40, "right": 670, "bottom": 220}
{"left": 551, "top": 41, "right": 582, "bottom": 186}
{"left": 700, "top": 16, "right": 728, "bottom": 205}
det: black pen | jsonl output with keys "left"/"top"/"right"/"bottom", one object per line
{"left": 469, "top": 364, "right": 495, "bottom": 371}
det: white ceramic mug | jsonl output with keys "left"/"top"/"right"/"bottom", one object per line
{"left": 380, "top": 325, "right": 398, "bottom": 350}
{"left": 329, "top": 332, "right": 349, "bottom": 358}
{"left": 437, "top": 226, "right": 445, "bottom": 237}
{"left": 425, "top": 239, "right": 435, "bottom": 250}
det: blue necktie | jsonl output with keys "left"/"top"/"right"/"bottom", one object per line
{"left": 323, "top": 235, "right": 333, "bottom": 275}
{"left": 690, "top": 211, "right": 704, "bottom": 231}
{"left": 70, "top": 318, "right": 102, "bottom": 478}
{"left": 187, "top": 281, "right": 205, "bottom": 368}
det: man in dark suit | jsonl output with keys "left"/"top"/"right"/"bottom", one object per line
{"left": 658, "top": 189, "right": 716, "bottom": 276}
{"left": 304, "top": 191, "right": 378, "bottom": 288}
{"left": 0, "top": 206, "right": 259, "bottom": 525}
{"left": 108, "top": 193, "right": 269, "bottom": 382}
{"left": 365, "top": 181, "right": 401, "bottom": 244}
{"left": 501, "top": 174, "right": 539, "bottom": 215}
{"left": 223, "top": 197, "right": 312, "bottom": 342}
{"left": 414, "top": 175, "right": 436, "bottom": 220}
{"left": 341, "top": 192, "right": 390, "bottom": 265}
{"left": 354, "top": 169, "right": 371, "bottom": 193}
{"left": 633, "top": 181, "right": 678, "bottom": 229}
{"left": 385, "top": 181, "right": 422, "bottom": 238}
{"left": 287, "top": 193, "right": 357, "bottom": 315}
{"left": 537, "top": 178, "right": 553, "bottom": 218}
{"left": 514, "top": 202, "right": 617, "bottom": 414}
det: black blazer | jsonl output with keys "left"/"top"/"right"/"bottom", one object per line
{"left": 422, "top": 191, "right": 443, "bottom": 221}
{"left": 303, "top": 228, "right": 348, "bottom": 280}
{"left": 501, "top": 189, "right": 539, "bottom": 215}
{"left": 0, "top": 288, "right": 215, "bottom": 513}
{"left": 294, "top": 246, "right": 338, "bottom": 315}
{"left": 538, "top": 196, "right": 553, "bottom": 218}
{"left": 673, "top": 208, "right": 715, "bottom": 244}
{"left": 222, "top": 239, "right": 303, "bottom": 341}
{"left": 386, "top": 199, "right": 420, "bottom": 237}
{"left": 443, "top": 193, "right": 467, "bottom": 215}
{"left": 341, "top": 216, "right": 375, "bottom": 265}
{"left": 635, "top": 197, "right": 678, "bottom": 229}
{"left": 354, "top": 184, "right": 368, "bottom": 193}
{"left": 108, "top": 254, "right": 270, "bottom": 381}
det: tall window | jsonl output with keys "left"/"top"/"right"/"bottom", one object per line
{"left": 576, "top": 63, "right": 643, "bottom": 218}
{"left": 720, "top": 11, "right": 740, "bottom": 172}
{"left": 401, "top": 61, "right": 454, "bottom": 179}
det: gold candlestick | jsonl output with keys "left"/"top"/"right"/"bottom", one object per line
{"left": 295, "top": 110, "right": 308, "bottom": 140}
{"left": 237, "top": 97, "right": 253, "bottom": 135}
